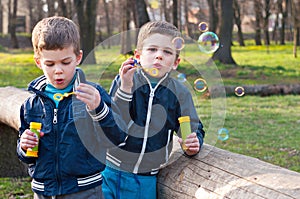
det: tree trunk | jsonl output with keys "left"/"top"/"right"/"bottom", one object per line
{"left": 172, "top": 0, "right": 178, "bottom": 28}
{"left": 0, "top": 0, "right": 3, "bottom": 33}
{"left": 74, "top": 0, "right": 98, "bottom": 65}
{"left": 254, "top": 0, "right": 262, "bottom": 45}
{"left": 207, "top": 0, "right": 218, "bottom": 33}
{"left": 134, "top": 0, "right": 149, "bottom": 28}
{"left": 263, "top": 0, "right": 270, "bottom": 46}
{"left": 157, "top": 141, "right": 300, "bottom": 198}
{"left": 46, "top": 0, "right": 55, "bottom": 17}
{"left": 233, "top": 0, "right": 245, "bottom": 46}
{"left": 212, "top": 0, "right": 236, "bottom": 65}
{"left": 0, "top": 87, "right": 31, "bottom": 130}
{"left": 183, "top": 0, "right": 191, "bottom": 37}
{"left": 163, "top": 0, "right": 170, "bottom": 22}
{"left": 10, "top": 0, "right": 19, "bottom": 49}
{"left": 120, "top": 0, "right": 132, "bottom": 55}
{"left": 102, "top": 0, "right": 112, "bottom": 48}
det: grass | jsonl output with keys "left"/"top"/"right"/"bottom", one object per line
{"left": 0, "top": 177, "right": 32, "bottom": 198}
{"left": 0, "top": 42, "right": 299, "bottom": 197}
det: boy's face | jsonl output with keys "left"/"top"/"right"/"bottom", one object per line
{"left": 34, "top": 46, "right": 83, "bottom": 89}
{"left": 135, "top": 33, "right": 180, "bottom": 78}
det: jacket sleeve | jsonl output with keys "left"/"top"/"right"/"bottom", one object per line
{"left": 178, "top": 88, "right": 205, "bottom": 152}
{"left": 17, "top": 102, "right": 37, "bottom": 164}
{"left": 86, "top": 84, "right": 128, "bottom": 147}
{"left": 108, "top": 75, "right": 133, "bottom": 124}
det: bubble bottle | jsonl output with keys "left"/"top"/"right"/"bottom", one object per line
{"left": 178, "top": 116, "right": 191, "bottom": 150}
{"left": 26, "top": 122, "right": 42, "bottom": 157}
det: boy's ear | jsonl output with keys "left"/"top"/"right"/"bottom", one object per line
{"left": 34, "top": 57, "right": 42, "bottom": 69}
{"left": 134, "top": 49, "right": 140, "bottom": 60}
{"left": 172, "top": 57, "right": 181, "bottom": 70}
{"left": 76, "top": 50, "right": 83, "bottom": 65}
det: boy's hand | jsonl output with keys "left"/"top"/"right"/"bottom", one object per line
{"left": 178, "top": 132, "right": 200, "bottom": 156}
{"left": 20, "top": 129, "right": 44, "bottom": 151}
{"left": 75, "top": 83, "right": 101, "bottom": 111}
{"left": 119, "top": 57, "right": 136, "bottom": 93}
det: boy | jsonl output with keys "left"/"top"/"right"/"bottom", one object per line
{"left": 103, "top": 21, "right": 205, "bottom": 198}
{"left": 17, "top": 16, "right": 126, "bottom": 198}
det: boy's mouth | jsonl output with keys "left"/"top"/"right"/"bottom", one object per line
{"left": 55, "top": 78, "right": 64, "bottom": 84}
{"left": 152, "top": 63, "right": 162, "bottom": 69}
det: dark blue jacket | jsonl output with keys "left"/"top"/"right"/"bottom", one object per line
{"left": 17, "top": 70, "right": 127, "bottom": 196}
{"left": 107, "top": 69, "right": 205, "bottom": 175}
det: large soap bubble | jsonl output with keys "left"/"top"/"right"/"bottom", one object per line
{"left": 198, "top": 31, "right": 220, "bottom": 54}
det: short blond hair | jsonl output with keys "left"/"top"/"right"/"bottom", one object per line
{"left": 32, "top": 16, "right": 80, "bottom": 59}
{"left": 136, "top": 21, "right": 182, "bottom": 56}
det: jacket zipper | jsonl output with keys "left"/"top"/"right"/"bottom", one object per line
{"left": 133, "top": 72, "right": 169, "bottom": 174}
{"left": 53, "top": 108, "right": 62, "bottom": 194}
{"left": 53, "top": 109, "right": 58, "bottom": 124}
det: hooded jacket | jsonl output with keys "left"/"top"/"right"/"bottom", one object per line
{"left": 17, "top": 69, "right": 127, "bottom": 196}
{"left": 107, "top": 69, "right": 205, "bottom": 175}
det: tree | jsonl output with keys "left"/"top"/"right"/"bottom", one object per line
{"left": 134, "top": 0, "right": 149, "bottom": 28}
{"left": 279, "top": 0, "right": 289, "bottom": 45}
{"left": 0, "top": 0, "right": 3, "bottom": 33}
{"left": 292, "top": 0, "right": 300, "bottom": 57}
{"left": 172, "top": 0, "right": 178, "bottom": 27}
{"left": 263, "top": 0, "right": 271, "bottom": 45}
{"left": 74, "top": 0, "right": 98, "bottom": 64}
{"left": 57, "top": 0, "right": 73, "bottom": 18}
{"left": 254, "top": 0, "right": 263, "bottom": 45}
{"left": 120, "top": 0, "right": 132, "bottom": 55}
{"left": 101, "top": 0, "right": 112, "bottom": 48}
{"left": 212, "top": 0, "right": 236, "bottom": 65}
{"left": 233, "top": 0, "right": 245, "bottom": 46}
{"left": 9, "top": 0, "right": 19, "bottom": 49}
{"left": 46, "top": 0, "right": 55, "bottom": 17}
{"left": 163, "top": 0, "right": 171, "bottom": 22}
{"left": 207, "top": 0, "right": 219, "bottom": 33}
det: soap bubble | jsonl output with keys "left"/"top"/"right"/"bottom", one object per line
{"left": 172, "top": 37, "right": 185, "bottom": 50}
{"left": 149, "top": 0, "right": 159, "bottom": 9}
{"left": 177, "top": 73, "right": 187, "bottom": 82}
{"left": 198, "top": 31, "right": 220, "bottom": 54}
{"left": 194, "top": 78, "right": 207, "bottom": 92}
{"left": 198, "top": 22, "right": 209, "bottom": 32}
{"left": 217, "top": 128, "right": 229, "bottom": 141}
{"left": 235, "top": 86, "right": 245, "bottom": 97}
{"left": 148, "top": 68, "right": 159, "bottom": 77}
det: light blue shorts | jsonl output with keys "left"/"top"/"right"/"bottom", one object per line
{"left": 102, "top": 166, "right": 157, "bottom": 199}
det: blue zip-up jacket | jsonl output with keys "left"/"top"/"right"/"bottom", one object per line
{"left": 107, "top": 69, "right": 205, "bottom": 175}
{"left": 17, "top": 69, "right": 127, "bottom": 196}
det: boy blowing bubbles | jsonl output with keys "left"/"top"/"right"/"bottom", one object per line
{"left": 103, "top": 21, "right": 205, "bottom": 198}
{"left": 17, "top": 16, "right": 127, "bottom": 198}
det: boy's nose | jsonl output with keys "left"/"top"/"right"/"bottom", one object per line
{"left": 155, "top": 54, "right": 163, "bottom": 60}
{"left": 55, "top": 66, "right": 63, "bottom": 74}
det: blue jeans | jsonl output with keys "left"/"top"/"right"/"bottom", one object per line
{"left": 102, "top": 166, "right": 157, "bottom": 199}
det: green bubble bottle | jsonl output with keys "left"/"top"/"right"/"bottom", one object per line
{"left": 178, "top": 116, "right": 191, "bottom": 151}
{"left": 26, "top": 122, "right": 42, "bottom": 157}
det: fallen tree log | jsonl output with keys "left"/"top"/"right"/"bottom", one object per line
{"left": 210, "top": 84, "right": 300, "bottom": 97}
{"left": 158, "top": 141, "right": 300, "bottom": 198}
{"left": 1, "top": 87, "right": 300, "bottom": 198}
{"left": 0, "top": 86, "right": 32, "bottom": 131}
{"left": 0, "top": 87, "right": 32, "bottom": 177}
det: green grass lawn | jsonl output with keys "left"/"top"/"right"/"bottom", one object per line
{"left": 0, "top": 42, "right": 299, "bottom": 197}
